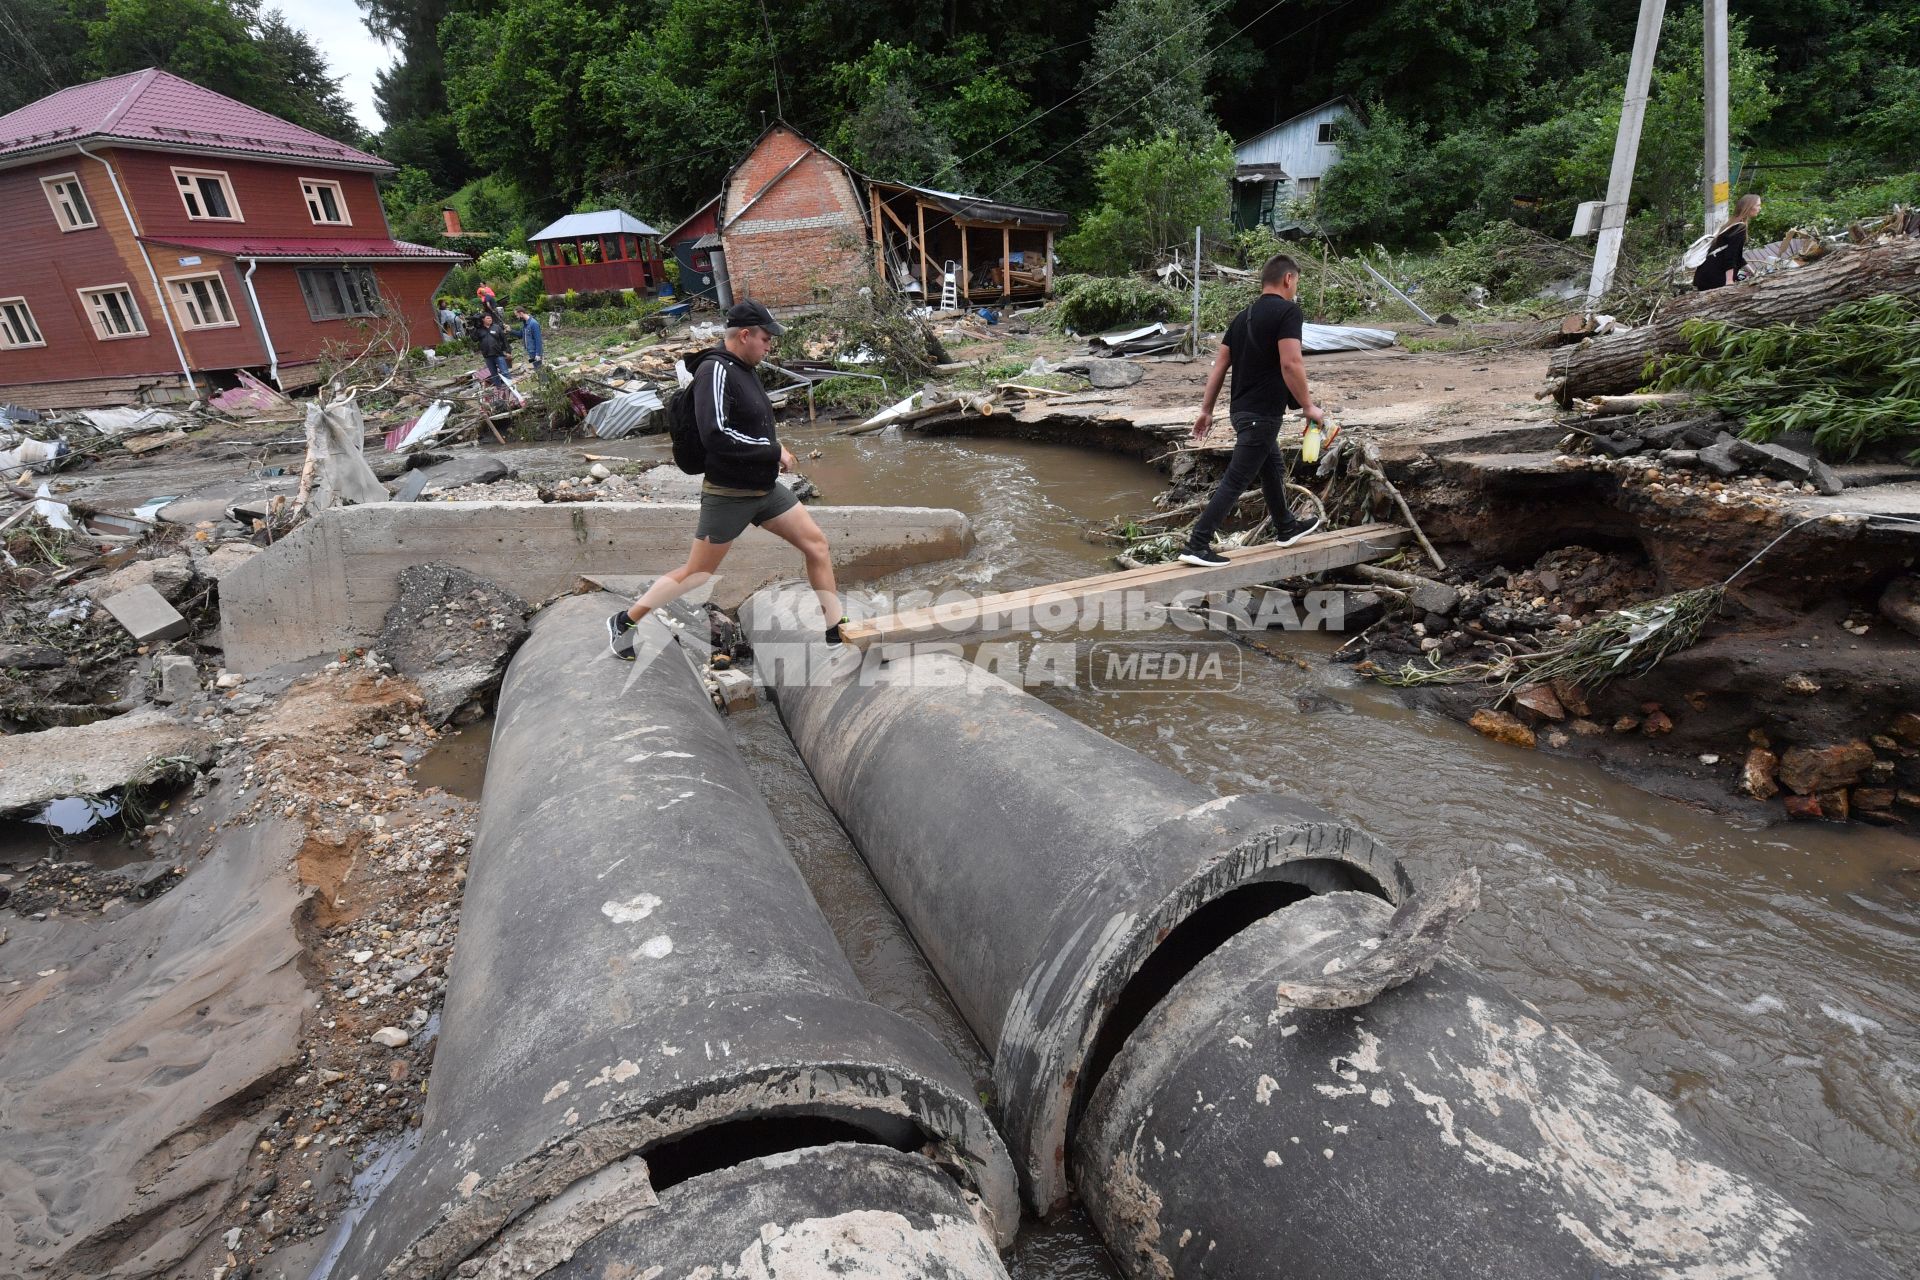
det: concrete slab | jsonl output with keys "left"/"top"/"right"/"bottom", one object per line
{"left": 217, "top": 501, "right": 974, "bottom": 672}
{"left": 0, "top": 708, "right": 213, "bottom": 815}
{"left": 101, "top": 583, "right": 191, "bottom": 642}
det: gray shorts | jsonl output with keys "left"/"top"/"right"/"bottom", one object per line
{"left": 695, "top": 484, "right": 798, "bottom": 544}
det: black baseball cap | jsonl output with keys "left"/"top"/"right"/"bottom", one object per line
{"left": 724, "top": 300, "right": 785, "bottom": 335}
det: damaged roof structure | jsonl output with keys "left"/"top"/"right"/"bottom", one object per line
{"left": 0, "top": 69, "right": 466, "bottom": 410}
{"left": 712, "top": 122, "right": 1069, "bottom": 310}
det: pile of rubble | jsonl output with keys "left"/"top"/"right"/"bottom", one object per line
{"left": 1560, "top": 408, "right": 1846, "bottom": 495}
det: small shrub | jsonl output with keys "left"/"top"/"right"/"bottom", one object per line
{"left": 1051, "top": 274, "right": 1182, "bottom": 333}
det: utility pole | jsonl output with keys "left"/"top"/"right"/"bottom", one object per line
{"left": 1585, "top": 0, "right": 1667, "bottom": 309}
{"left": 1703, "top": 0, "right": 1730, "bottom": 234}
{"left": 1190, "top": 226, "right": 1202, "bottom": 356}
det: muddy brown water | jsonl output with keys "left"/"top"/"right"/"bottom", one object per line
{"left": 425, "top": 422, "right": 1917, "bottom": 1274}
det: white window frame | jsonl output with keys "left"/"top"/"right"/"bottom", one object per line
{"left": 172, "top": 166, "right": 243, "bottom": 221}
{"left": 299, "top": 177, "right": 352, "bottom": 226}
{"left": 1316, "top": 121, "right": 1338, "bottom": 146}
{"left": 1294, "top": 176, "right": 1321, "bottom": 197}
{"left": 40, "top": 172, "right": 98, "bottom": 231}
{"left": 77, "top": 283, "right": 148, "bottom": 341}
{"left": 0, "top": 296, "right": 46, "bottom": 349}
{"left": 164, "top": 270, "right": 240, "bottom": 331}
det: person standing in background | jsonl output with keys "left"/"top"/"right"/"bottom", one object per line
{"left": 516, "top": 307, "right": 544, "bottom": 372}
{"left": 1694, "top": 194, "right": 1762, "bottom": 291}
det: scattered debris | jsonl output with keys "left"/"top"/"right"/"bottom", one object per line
{"left": 374, "top": 563, "right": 531, "bottom": 724}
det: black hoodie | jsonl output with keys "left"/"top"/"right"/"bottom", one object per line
{"left": 691, "top": 347, "right": 781, "bottom": 493}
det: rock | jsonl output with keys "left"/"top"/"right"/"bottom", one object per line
{"left": 0, "top": 708, "right": 214, "bottom": 815}
{"left": 1694, "top": 437, "right": 1743, "bottom": 478}
{"left": 1547, "top": 677, "right": 1590, "bottom": 717}
{"left": 1741, "top": 748, "right": 1780, "bottom": 799}
{"left": 1512, "top": 684, "right": 1566, "bottom": 721}
{"left": 1815, "top": 788, "right": 1851, "bottom": 822}
{"left": 1728, "top": 439, "right": 1843, "bottom": 495}
{"left": 1658, "top": 448, "right": 1700, "bottom": 469}
{"left": 588, "top": 462, "right": 612, "bottom": 480}
{"left": 1782, "top": 673, "right": 1820, "bottom": 696}
{"left": 369, "top": 1026, "right": 410, "bottom": 1048}
{"left": 1470, "top": 708, "right": 1535, "bottom": 749}
{"left": 1896, "top": 790, "right": 1920, "bottom": 810}
{"left": 1612, "top": 714, "right": 1641, "bottom": 734}
{"left": 0, "top": 643, "right": 66, "bottom": 670}
{"left": 1782, "top": 793, "right": 1824, "bottom": 820}
{"left": 101, "top": 583, "right": 191, "bottom": 643}
{"left": 1569, "top": 717, "right": 1607, "bottom": 737}
{"left": 194, "top": 542, "right": 260, "bottom": 584}
{"left": 77, "top": 553, "right": 194, "bottom": 603}
{"left": 416, "top": 455, "right": 510, "bottom": 495}
{"left": 152, "top": 654, "right": 197, "bottom": 704}
{"left": 1877, "top": 577, "right": 1920, "bottom": 639}
{"left": 376, "top": 563, "right": 531, "bottom": 725}
{"left": 1890, "top": 711, "right": 1920, "bottom": 746}
{"left": 711, "top": 668, "right": 756, "bottom": 711}
{"left": 1853, "top": 787, "right": 1894, "bottom": 811}
{"left": 215, "top": 671, "right": 246, "bottom": 689}
{"left": 1641, "top": 709, "right": 1674, "bottom": 736}
{"left": 392, "top": 963, "right": 427, "bottom": 985}
{"left": 1086, "top": 360, "right": 1146, "bottom": 389}
{"left": 1777, "top": 742, "right": 1876, "bottom": 795}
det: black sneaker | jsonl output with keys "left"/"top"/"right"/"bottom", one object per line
{"left": 1177, "top": 548, "right": 1231, "bottom": 568}
{"left": 1274, "top": 516, "right": 1323, "bottom": 548}
{"left": 607, "top": 611, "right": 638, "bottom": 661}
{"left": 824, "top": 616, "right": 850, "bottom": 648}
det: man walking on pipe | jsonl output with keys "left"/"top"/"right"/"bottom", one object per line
{"left": 607, "top": 300, "right": 848, "bottom": 659}
{"left": 1179, "top": 253, "right": 1329, "bottom": 568}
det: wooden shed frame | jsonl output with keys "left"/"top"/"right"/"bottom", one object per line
{"left": 864, "top": 180, "right": 1068, "bottom": 305}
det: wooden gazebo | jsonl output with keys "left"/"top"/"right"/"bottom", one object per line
{"left": 528, "top": 210, "right": 666, "bottom": 294}
{"left": 864, "top": 181, "right": 1068, "bottom": 306}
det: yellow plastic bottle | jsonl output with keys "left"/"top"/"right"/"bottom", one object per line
{"left": 1301, "top": 419, "right": 1325, "bottom": 464}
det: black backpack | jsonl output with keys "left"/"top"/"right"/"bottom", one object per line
{"left": 665, "top": 353, "right": 711, "bottom": 474}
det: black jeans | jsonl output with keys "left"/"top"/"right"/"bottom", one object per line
{"left": 1187, "top": 414, "right": 1295, "bottom": 551}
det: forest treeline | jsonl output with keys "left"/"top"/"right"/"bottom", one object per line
{"left": 2, "top": 0, "right": 1915, "bottom": 258}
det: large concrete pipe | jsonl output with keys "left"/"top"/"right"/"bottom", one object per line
{"left": 334, "top": 595, "right": 1016, "bottom": 1279}
{"left": 740, "top": 587, "right": 1413, "bottom": 1209}
{"left": 742, "top": 586, "right": 1896, "bottom": 1279}
{"left": 1076, "top": 891, "right": 1898, "bottom": 1279}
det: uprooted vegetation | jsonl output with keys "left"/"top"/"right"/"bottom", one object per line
{"left": 1649, "top": 293, "right": 1920, "bottom": 461}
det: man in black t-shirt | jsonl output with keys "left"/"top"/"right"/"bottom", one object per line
{"left": 1178, "top": 253, "right": 1327, "bottom": 567}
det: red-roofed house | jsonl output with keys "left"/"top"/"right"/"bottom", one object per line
{"left": 0, "top": 69, "right": 466, "bottom": 408}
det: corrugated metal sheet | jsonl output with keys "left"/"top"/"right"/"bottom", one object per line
{"left": 529, "top": 209, "right": 662, "bottom": 242}
{"left": 585, "top": 387, "right": 665, "bottom": 439}
{"left": 0, "top": 69, "right": 388, "bottom": 169}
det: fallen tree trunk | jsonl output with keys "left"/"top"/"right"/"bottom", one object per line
{"left": 1547, "top": 238, "right": 1920, "bottom": 404}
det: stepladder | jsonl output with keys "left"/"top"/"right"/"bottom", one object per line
{"left": 939, "top": 260, "right": 959, "bottom": 310}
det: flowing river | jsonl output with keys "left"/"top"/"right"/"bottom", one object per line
{"left": 750, "top": 420, "right": 1920, "bottom": 1275}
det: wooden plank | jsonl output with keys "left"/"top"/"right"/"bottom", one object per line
{"left": 842, "top": 522, "right": 1409, "bottom": 649}
{"left": 960, "top": 225, "right": 969, "bottom": 305}
{"left": 1001, "top": 226, "right": 1011, "bottom": 299}
{"left": 918, "top": 201, "right": 930, "bottom": 296}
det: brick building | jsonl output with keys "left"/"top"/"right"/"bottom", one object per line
{"left": 0, "top": 69, "right": 465, "bottom": 408}
{"left": 718, "top": 124, "right": 869, "bottom": 309}
{"left": 715, "top": 122, "right": 1068, "bottom": 311}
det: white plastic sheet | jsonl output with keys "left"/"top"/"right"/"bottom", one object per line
{"left": 1301, "top": 323, "right": 1397, "bottom": 353}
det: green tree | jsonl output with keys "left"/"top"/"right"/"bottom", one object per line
{"left": 1059, "top": 129, "right": 1233, "bottom": 272}
{"left": 84, "top": 0, "right": 361, "bottom": 141}
{"left": 1079, "top": 0, "right": 1216, "bottom": 146}
{"left": 0, "top": 0, "right": 93, "bottom": 115}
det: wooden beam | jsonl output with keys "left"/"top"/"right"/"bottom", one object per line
{"left": 1001, "top": 225, "right": 1011, "bottom": 298}
{"left": 871, "top": 195, "right": 884, "bottom": 278}
{"left": 878, "top": 197, "right": 914, "bottom": 239}
{"left": 959, "top": 224, "right": 969, "bottom": 305}
{"left": 1044, "top": 230, "right": 1054, "bottom": 295}
{"left": 839, "top": 522, "right": 1410, "bottom": 649}
{"left": 917, "top": 201, "right": 930, "bottom": 296}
